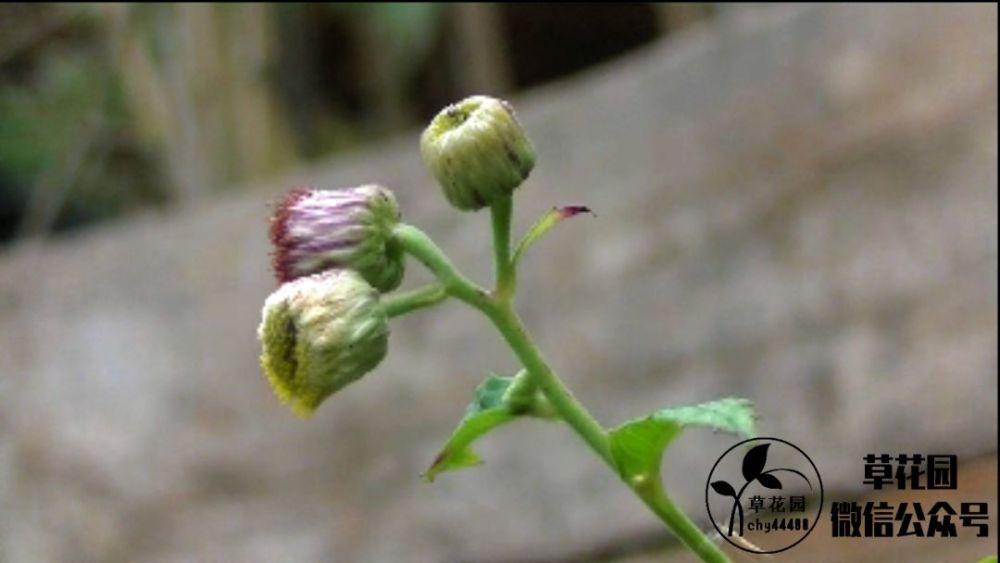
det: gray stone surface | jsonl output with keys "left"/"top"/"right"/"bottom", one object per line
{"left": 1, "top": 4, "right": 996, "bottom": 562}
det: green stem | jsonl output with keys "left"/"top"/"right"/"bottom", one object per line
{"left": 490, "top": 195, "right": 515, "bottom": 299}
{"left": 382, "top": 284, "right": 448, "bottom": 318}
{"left": 638, "top": 481, "right": 730, "bottom": 563}
{"left": 391, "top": 222, "right": 728, "bottom": 563}
{"left": 493, "top": 301, "right": 728, "bottom": 562}
{"left": 500, "top": 368, "right": 533, "bottom": 411}
{"left": 391, "top": 224, "right": 493, "bottom": 311}
{"left": 484, "top": 302, "right": 614, "bottom": 465}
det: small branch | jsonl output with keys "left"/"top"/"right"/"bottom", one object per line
{"left": 491, "top": 195, "right": 515, "bottom": 299}
{"left": 391, "top": 223, "right": 493, "bottom": 311}
{"left": 382, "top": 284, "right": 448, "bottom": 318}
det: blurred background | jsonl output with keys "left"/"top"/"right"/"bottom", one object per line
{"left": 0, "top": 3, "right": 996, "bottom": 562}
{"left": 0, "top": 3, "right": 692, "bottom": 244}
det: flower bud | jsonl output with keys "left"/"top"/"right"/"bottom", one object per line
{"left": 258, "top": 269, "right": 389, "bottom": 416}
{"left": 270, "top": 185, "right": 405, "bottom": 292}
{"left": 420, "top": 95, "right": 536, "bottom": 211}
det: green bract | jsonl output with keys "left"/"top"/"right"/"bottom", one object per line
{"left": 258, "top": 269, "right": 389, "bottom": 416}
{"left": 420, "top": 95, "right": 536, "bottom": 211}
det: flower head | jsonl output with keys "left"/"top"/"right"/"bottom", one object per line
{"left": 258, "top": 269, "right": 389, "bottom": 416}
{"left": 270, "top": 185, "right": 404, "bottom": 292}
{"left": 420, "top": 95, "right": 535, "bottom": 211}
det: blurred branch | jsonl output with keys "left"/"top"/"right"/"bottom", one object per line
{"left": 0, "top": 5, "right": 79, "bottom": 66}
{"left": 655, "top": 3, "right": 711, "bottom": 34}
{"left": 355, "top": 4, "right": 445, "bottom": 133}
{"left": 356, "top": 11, "right": 408, "bottom": 133}
{"left": 17, "top": 112, "right": 104, "bottom": 239}
{"left": 101, "top": 4, "right": 296, "bottom": 205}
{"left": 450, "top": 3, "right": 512, "bottom": 95}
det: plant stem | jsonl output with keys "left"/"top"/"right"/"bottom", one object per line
{"left": 501, "top": 368, "right": 533, "bottom": 409}
{"left": 393, "top": 223, "right": 609, "bottom": 461}
{"left": 382, "top": 284, "right": 448, "bottom": 318}
{"left": 484, "top": 302, "right": 614, "bottom": 464}
{"left": 391, "top": 222, "right": 729, "bottom": 563}
{"left": 490, "top": 196, "right": 515, "bottom": 299}
{"left": 639, "top": 481, "right": 731, "bottom": 563}
{"left": 391, "top": 224, "right": 493, "bottom": 311}
{"left": 485, "top": 303, "right": 730, "bottom": 562}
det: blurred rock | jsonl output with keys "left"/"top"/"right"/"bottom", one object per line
{"left": 0, "top": 4, "right": 996, "bottom": 562}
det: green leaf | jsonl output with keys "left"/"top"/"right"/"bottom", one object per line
{"left": 608, "top": 398, "right": 757, "bottom": 484}
{"left": 423, "top": 374, "right": 519, "bottom": 482}
{"left": 512, "top": 206, "right": 594, "bottom": 266}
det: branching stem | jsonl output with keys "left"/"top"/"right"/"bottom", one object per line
{"left": 382, "top": 284, "right": 448, "bottom": 318}
{"left": 391, "top": 221, "right": 729, "bottom": 563}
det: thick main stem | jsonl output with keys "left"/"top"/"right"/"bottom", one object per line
{"left": 484, "top": 302, "right": 728, "bottom": 563}
{"left": 640, "top": 482, "right": 731, "bottom": 563}
{"left": 484, "top": 303, "right": 613, "bottom": 464}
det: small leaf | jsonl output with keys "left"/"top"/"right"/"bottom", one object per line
{"left": 512, "top": 205, "right": 594, "bottom": 265}
{"left": 424, "top": 373, "right": 551, "bottom": 482}
{"left": 710, "top": 480, "right": 737, "bottom": 497}
{"left": 608, "top": 398, "right": 756, "bottom": 484}
{"left": 742, "top": 444, "right": 770, "bottom": 482}
{"left": 757, "top": 473, "right": 783, "bottom": 489}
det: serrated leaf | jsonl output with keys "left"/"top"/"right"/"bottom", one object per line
{"left": 512, "top": 205, "right": 594, "bottom": 266}
{"left": 608, "top": 398, "right": 756, "bottom": 483}
{"left": 422, "top": 374, "right": 518, "bottom": 482}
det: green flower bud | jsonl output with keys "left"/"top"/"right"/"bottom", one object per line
{"left": 258, "top": 269, "right": 389, "bottom": 416}
{"left": 270, "top": 185, "right": 404, "bottom": 292}
{"left": 420, "top": 95, "right": 536, "bottom": 211}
